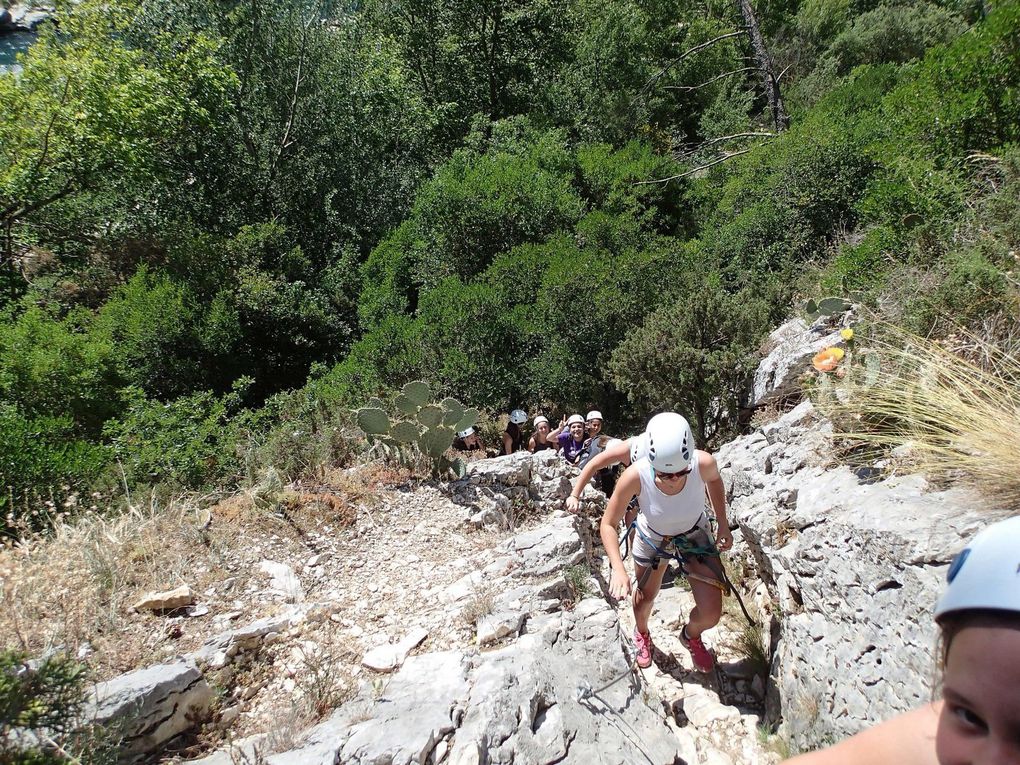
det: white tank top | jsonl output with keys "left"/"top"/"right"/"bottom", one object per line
{"left": 634, "top": 455, "right": 707, "bottom": 535}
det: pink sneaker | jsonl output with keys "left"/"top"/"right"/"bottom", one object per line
{"left": 634, "top": 629, "right": 653, "bottom": 668}
{"left": 680, "top": 625, "right": 715, "bottom": 672}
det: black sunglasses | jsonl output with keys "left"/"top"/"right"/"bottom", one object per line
{"left": 656, "top": 467, "right": 692, "bottom": 480}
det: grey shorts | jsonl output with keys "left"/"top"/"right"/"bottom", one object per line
{"left": 631, "top": 513, "right": 713, "bottom": 567}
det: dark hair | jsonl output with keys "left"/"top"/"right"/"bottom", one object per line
{"left": 937, "top": 608, "right": 1020, "bottom": 670}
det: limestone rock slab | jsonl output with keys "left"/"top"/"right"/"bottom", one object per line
{"left": 91, "top": 658, "right": 212, "bottom": 759}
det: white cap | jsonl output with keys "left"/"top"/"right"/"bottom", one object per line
{"left": 586, "top": 410, "right": 603, "bottom": 422}
{"left": 567, "top": 414, "right": 585, "bottom": 426}
{"left": 533, "top": 415, "right": 550, "bottom": 427}
{"left": 934, "top": 515, "right": 1020, "bottom": 621}
{"left": 509, "top": 409, "right": 527, "bottom": 425}
{"left": 457, "top": 427, "right": 475, "bottom": 438}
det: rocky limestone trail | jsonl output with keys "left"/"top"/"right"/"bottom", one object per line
{"left": 178, "top": 449, "right": 775, "bottom": 765}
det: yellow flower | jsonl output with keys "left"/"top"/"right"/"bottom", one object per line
{"left": 812, "top": 347, "right": 845, "bottom": 372}
{"left": 840, "top": 328, "right": 855, "bottom": 341}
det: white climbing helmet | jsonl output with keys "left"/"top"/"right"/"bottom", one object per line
{"left": 567, "top": 414, "right": 585, "bottom": 427}
{"left": 533, "top": 415, "right": 550, "bottom": 427}
{"left": 645, "top": 412, "right": 695, "bottom": 473}
{"left": 509, "top": 409, "right": 527, "bottom": 425}
{"left": 586, "top": 410, "right": 603, "bottom": 422}
{"left": 630, "top": 432, "right": 649, "bottom": 464}
{"left": 457, "top": 427, "right": 475, "bottom": 439}
{"left": 934, "top": 515, "right": 1020, "bottom": 622}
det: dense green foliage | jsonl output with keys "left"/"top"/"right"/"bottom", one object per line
{"left": 1, "top": 0, "right": 1018, "bottom": 516}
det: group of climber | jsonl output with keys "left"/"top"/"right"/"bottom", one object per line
{"left": 455, "top": 408, "right": 613, "bottom": 465}
{"left": 459, "top": 402, "right": 1019, "bottom": 765}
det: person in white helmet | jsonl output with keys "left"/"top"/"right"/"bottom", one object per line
{"left": 503, "top": 409, "right": 528, "bottom": 455}
{"left": 547, "top": 413, "right": 588, "bottom": 464}
{"left": 529, "top": 415, "right": 554, "bottom": 452}
{"left": 566, "top": 432, "right": 649, "bottom": 513}
{"left": 784, "top": 514, "right": 1020, "bottom": 765}
{"left": 453, "top": 426, "right": 484, "bottom": 452}
{"left": 601, "top": 412, "right": 733, "bottom": 672}
{"left": 585, "top": 410, "right": 604, "bottom": 441}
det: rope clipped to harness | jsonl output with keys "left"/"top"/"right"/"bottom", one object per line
{"left": 631, "top": 522, "right": 758, "bottom": 627}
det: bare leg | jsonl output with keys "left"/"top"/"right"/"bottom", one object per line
{"left": 684, "top": 558, "right": 724, "bottom": 638}
{"left": 633, "top": 561, "right": 669, "bottom": 635}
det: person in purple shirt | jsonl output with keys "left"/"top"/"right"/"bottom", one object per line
{"left": 548, "top": 413, "right": 587, "bottom": 464}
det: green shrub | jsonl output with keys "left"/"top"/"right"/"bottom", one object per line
{"left": 822, "top": 225, "right": 903, "bottom": 293}
{"left": 0, "top": 305, "right": 122, "bottom": 434}
{"left": 245, "top": 377, "right": 356, "bottom": 482}
{"left": 93, "top": 267, "right": 205, "bottom": 400}
{"left": 0, "top": 650, "right": 114, "bottom": 765}
{"left": 102, "top": 382, "right": 250, "bottom": 490}
{"left": 0, "top": 405, "right": 111, "bottom": 523}
{"left": 825, "top": 3, "right": 965, "bottom": 75}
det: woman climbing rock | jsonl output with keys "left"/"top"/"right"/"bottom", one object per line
{"left": 600, "top": 412, "right": 733, "bottom": 672}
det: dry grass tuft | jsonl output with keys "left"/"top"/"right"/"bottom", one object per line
{"left": 824, "top": 325, "right": 1020, "bottom": 510}
{"left": 460, "top": 589, "right": 495, "bottom": 626}
{"left": 0, "top": 492, "right": 246, "bottom": 675}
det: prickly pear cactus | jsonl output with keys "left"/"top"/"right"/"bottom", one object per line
{"left": 356, "top": 384, "right": 477, "bottom": 477}
{"left": 804, "top": 296, "right": 852, "bottom": 321}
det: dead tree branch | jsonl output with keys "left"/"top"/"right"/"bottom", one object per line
{"left": 673, "top": 131, "right": 775, "bottom": 160}
{"left": 635, "top": 149, "right": 755, "bottom": 186}
{"left": 663, "top": 66, "right": 756, "bottom": 92}
{"left": 642, "top": 30, "right": 746, "bottom": 93}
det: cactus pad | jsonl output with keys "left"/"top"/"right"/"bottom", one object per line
{"left": 391, "top": 420, "right": 421, "bottom": 444}
{"left": 395, "top": 393, "right": 420, "bottom": 416}
{"left": 357, "top": 407, "right": 390, "bottom": 435}
{"left": 422, "top": 426, "right": 455, "bottom": 459}
{"left": 417, "top": 405, "right": 444, "bottom": 428}
{"left": 401, "top": 381, "right": 431, "bottom": 407}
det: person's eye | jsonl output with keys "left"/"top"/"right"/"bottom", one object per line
{"left": 950, "top": 704, "right": 988, "bottom": 733}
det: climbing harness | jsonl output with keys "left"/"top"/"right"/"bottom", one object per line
{"left": 626, "top": 519, "right": 758, "bottom": 628}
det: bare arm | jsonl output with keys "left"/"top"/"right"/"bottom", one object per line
{"left": 503, "top": 432, "right": 513, "bottom": 455}
{"left": 698, "top": 451, "right": 732, "bottom": 550}
{"left": 566, "top": 438, "right": 632, "bottom": 513}
{"left": 528, "top": 435, "right": 537, "bottom": 453}
{"left": 600, "top": 465, "right": 641, "bottom": 600}
{"left": 783, "top": 703, "right": 941, "bottom": 765}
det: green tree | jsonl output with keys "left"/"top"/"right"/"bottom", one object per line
{"left": 609, "top": 278, "right": 772, "bottom": 444}
{"left": 0, "top": 0, "right": 233, "bottom": 269}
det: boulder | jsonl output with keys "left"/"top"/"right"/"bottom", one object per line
{"left": 91, "top": 658, "right": 213, "bottom": 760}
{"left": 259, "top": 560, "right": 304, "bottom": 603}
{"left": 717, "top": 399, "right": 1008, "bottom": 750}
{"left": 751, "top": 316, "right": 847, "bottom": 407}
{"left": 132, "top": 585, "right": 194, "bottom": 612}
{"left": 361, "top": 627, "right": 429, "bottom": 672}
{"left": 192, "top": 609, "right": 304, "bottom": 669}
{"left": 504, "top": 512, "right": 585, "bottom": 578}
